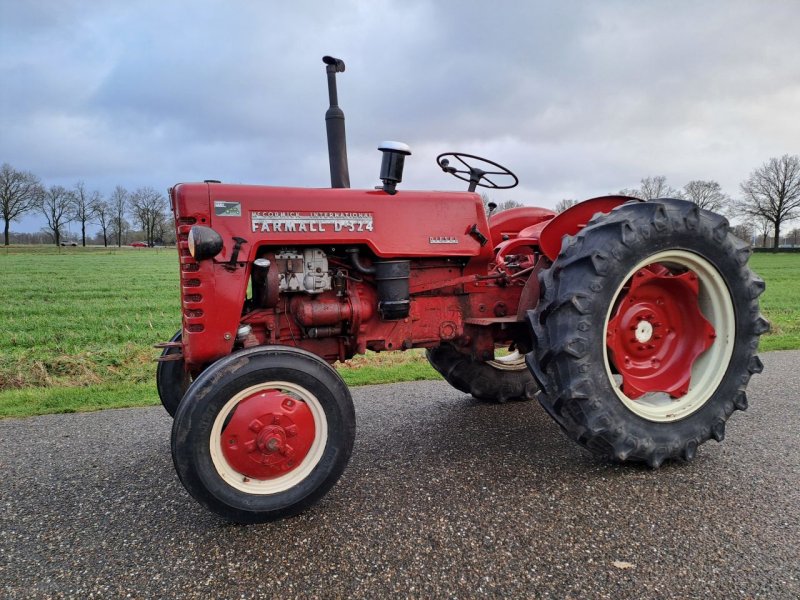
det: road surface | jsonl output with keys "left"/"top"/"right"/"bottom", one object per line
{"left": 1, "top": 351, "right": 798, "bottom": 598}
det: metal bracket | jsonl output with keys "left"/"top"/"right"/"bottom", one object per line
{"left": 224, "top": 237, "right": 248, "bottom": 271}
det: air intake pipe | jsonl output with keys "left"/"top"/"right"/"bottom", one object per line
{"left": 323, "top": 55, "right": 350, "bottom": 188}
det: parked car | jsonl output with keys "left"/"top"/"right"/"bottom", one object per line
{"left": 59, "top": 241, "right": 77, "bottom": 246}
{"left": 130, "top": 241, "right": 148, "bottom": 247}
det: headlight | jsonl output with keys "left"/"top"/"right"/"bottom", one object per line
{"left": 187, "top": 226, "right": 224, "bottom": 261}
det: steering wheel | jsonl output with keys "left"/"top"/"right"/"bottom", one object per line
{"left": 436, "top": 152, "right": 519, "bottom": 193}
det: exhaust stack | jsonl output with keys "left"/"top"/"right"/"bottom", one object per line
{"left": 323, "top": 56, "right": 350, "bottom": 188}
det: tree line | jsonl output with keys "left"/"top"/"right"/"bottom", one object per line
{"left": 4, "top": 154, "right": 800, "bottom": 249}
{"left": 0, "top": 163, "right": 171, "bottom": 247}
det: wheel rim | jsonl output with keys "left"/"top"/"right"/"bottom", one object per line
{"left": 209, "top": 381, "right": 328, "bottom": 494}
{"left": 487, "top": 350, "right": 527, "bottom": 371}
{"left": 603, "top": 250, "right": 735, "bottom": 422}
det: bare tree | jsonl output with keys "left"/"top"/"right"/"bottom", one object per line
{"left": 730, "top": 222, "right": 754, "bottom": 244}
{"left": 555, "top": 198, "right": 578, "bottom": 213}
{"left": 70, "top": 181, "right": 100, "bottom": 247}
{"left": 620, "top": 176, "right": 683, "bottom": 200}
{"left": 153, "top": 211, "right": 176, "bottom": 244}
{"left": 110, "top": 186, "right": 128, "bottom": 246}
{"left": 481, "top": 193, "right": 524, "bottom": 216}
{"left": 495, "top": 200, "right": 524, "bottom": 212}
{"left": 129, "top": 186, "right": 167, "bottom": 246}
{"left": 738, "top": 154, "right": 800, "bottom": 250}
{"left": 94, "top": 200, "right": 112, "bottom": 247}
{"left": 1, "top": 163, "right": 42, "bottom": 245}
{"left": 38, "top": 185, "right": 74, "bottom": 246}
{"left": 754, "top": 218, "right": 772, "bottom": 248}
{"left": 682, "top": 180, "right": 729, "bottom": 212}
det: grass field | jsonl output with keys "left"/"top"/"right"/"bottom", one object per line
{"left": 0, "top": 245, "right": 797, "bottom": 418}
{"left": 749, "top": 253, "right": 800, "bottom": 351}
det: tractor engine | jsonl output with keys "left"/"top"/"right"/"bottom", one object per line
{"left": 165, "top": 175, "right": 545, "bottom": 374}
{"left": 269, "top": 249, "right": 332, "bottom": 294}
{"left": 236, "top": 246, "right": 489, "bottom": 365}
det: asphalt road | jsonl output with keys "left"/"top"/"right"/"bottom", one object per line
{"left": 1, "top": 351, "right": 798, "bottom": 599}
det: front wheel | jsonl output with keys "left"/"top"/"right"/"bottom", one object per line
{"left": 426, "top": 344, "right": 537, "bottom": 403}
{"left": 171, "top": 346, "right": 355, "bottom": 523}
{"left": 527, "top": 199, "right": 768, "bottom": 467}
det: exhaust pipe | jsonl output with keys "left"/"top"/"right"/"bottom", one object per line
{"left": 323, "top": 56, "right": 350, "bottom": 188}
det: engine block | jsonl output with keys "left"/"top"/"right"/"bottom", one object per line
{"left": 274, "top": 248, "right": 331, "bottom": 294}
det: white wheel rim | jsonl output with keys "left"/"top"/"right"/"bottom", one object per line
{"left": 603, "top": 250, "right": 736, "bottom": 422}
{"left": 209, "top": 381, "right": 328, "bottom": 494}
{"left": 487, "top": 350, "right": 527, "bottom": 371}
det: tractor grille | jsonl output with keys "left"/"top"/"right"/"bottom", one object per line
{"left": 176, "top": 216, "right": 206, "bottom": 334}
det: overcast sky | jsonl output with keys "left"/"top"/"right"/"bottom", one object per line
{"left": 2, "top": 0, "right": 799, "bottom": 234}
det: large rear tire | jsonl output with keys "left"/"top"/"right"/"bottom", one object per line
{"left": 171, "top": 346, "right": 355, "bottom": 523}
{"left": 426, "top": 344, "right": 537, "bottom": 403}
{"left": 527, "top": 199, "right": 768, "bottom": 467}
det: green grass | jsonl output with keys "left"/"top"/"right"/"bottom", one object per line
{"left": 0, "top": 362, "right": 440, "bottom": 419}
{"left": 0, "top": 246, "right": 796, "bottom": 418}
{"left": 0, "top": 382, "right": 158, "bottom": 419}
{"left": 0, "top": 247, "right": 179, "bottom": 390}
{"left": 749, "top": 253, "right": 800, "bottom": 351}
{"left": 0, "top": 245, "right": 437, "bottom": 416}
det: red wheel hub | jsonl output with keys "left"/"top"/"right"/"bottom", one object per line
{"left": 606, "top": 266, "right": 716, "bottom": 399}
{"left": 220, "top": 389, "right": 316, "bottom": 480}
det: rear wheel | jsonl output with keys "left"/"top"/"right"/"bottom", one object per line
{"left": 426, "top": 344, "right": 537, "bottom": 403}
{"left": 527, "top": 199, "right": 768, "bottom": 466}
{"left": 171, "top": 346, "right": 355, "bottom": 523}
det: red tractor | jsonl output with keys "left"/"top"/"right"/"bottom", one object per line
{"left": 158, "top": 57, "right": 767, "bottom": 523}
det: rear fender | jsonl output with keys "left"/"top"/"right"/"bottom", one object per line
{"left": 538, "top": 195, "right": 639, "bottom": 260}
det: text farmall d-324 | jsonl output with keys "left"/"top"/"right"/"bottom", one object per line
{"left": 158, "top": 57, "right": 767, "bottom": 523}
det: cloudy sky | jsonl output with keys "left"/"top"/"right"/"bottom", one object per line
{"left": 2, "top": 0, "right": 799, "bottom": 234}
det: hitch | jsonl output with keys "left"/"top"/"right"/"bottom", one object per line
{"left": 154, "top": 340, "right": 183, "bottom": 362}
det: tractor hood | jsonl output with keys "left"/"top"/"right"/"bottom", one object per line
{"left": 171, "top": 182, "right": 492, "bottom": 261}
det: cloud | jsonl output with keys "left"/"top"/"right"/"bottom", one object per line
{"left": 1, "top": 0, "right": 799, "bottom": 235}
